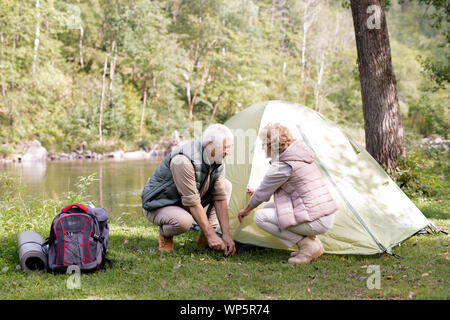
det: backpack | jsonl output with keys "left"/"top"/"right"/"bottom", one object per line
{"left": 45, "top": 203, "right": 111, "bottom": 273}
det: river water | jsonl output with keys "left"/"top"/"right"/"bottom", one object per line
{"left": 1, "top": 160, "right": 160, "bottom": 217}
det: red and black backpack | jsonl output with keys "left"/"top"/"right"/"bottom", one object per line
{"left": 45, "top": 204, "right": 111, "bottom": 273}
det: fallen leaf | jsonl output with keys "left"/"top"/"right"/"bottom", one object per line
{"left": 200, "top": 257, "right": 207, "bottom": 261}
{"left": 190, "top": 253, "right": 195, "bottom": 258}
{"left": 243, "top": 273, "right": 249, "bottom": 277}
{"left": 440, "top": 252, "right": 449, "bottom": 260}
{"left": 421, "top": 273, "right": 429, "bottom": 277}
{"left": 385, "top": 275, "right": 393, "bottom": 280}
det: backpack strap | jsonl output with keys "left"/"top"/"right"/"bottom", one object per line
{"left": 92, "top": 234, "right": 105, "bottom": 243}
{"left": 103, "top": 258, "right": 113, "bottom": 269}
{"left": 61, "top": 204, "right": 89, "bottom": 213}
{"left": 41, "top": 234, "right": 55, "bottom": 246}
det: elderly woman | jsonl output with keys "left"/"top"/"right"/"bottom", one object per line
{"left": 238, "top": 123, "right": 338, "bottom": 264}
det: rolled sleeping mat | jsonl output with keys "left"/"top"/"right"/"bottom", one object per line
{"left": 17, "top": 231, "right": 48, "bottom": 272}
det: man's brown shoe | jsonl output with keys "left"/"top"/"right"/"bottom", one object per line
{"left": 159, "top": 234, "right": 174, "bottom": 252}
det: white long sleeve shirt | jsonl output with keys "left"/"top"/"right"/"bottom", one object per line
{"left": 248, "top": 161, "right": 292, "bottom": 209}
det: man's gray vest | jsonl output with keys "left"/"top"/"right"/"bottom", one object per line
{"left": 141, "top": 140, "right": 224, "bottom": 211}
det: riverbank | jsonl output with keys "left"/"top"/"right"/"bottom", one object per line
{"left": 0, "top": 139, "right": 180, "bottom": 164}
{"left": 1, "top": 135, "right": 448, "bottom": 165}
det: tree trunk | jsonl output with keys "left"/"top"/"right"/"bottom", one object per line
{"left": 12, "top": 34, "right": 16, "bottom": 66}
{"left": 95, "top": 13, "right": 107, "bottom": 49}
{"left": 314, "top": 53, "right": 325, "bottom": 112}
{"left": 170, "top": 0, "right": 183, "bottom": 24}
{"left": 32, "top": 0, "right": 40, "bottom": 75}
{"left": 193, "top": 42, "right": 202, "bottom": 73}
{"left": 303, "top": 64, "right": 310, "bottom": 101}
{"left": 350, "top": 0, "right": 405, "bottom": 172}
{"left": 187, "top": 63, "right": 208, "bottom": 120}
{"left": 79, "top": 25, "right": 84, "bottom": 68}
{"left": 99, "top": 55, "right": 108, "bottom": 143}
{"left": 1, "top": 30, "right": 11, "bottom": 123}
{"left": 0, "top": 32, "right": 3, "bottom": 63}
{"left": 401, "top": 0, "right": 410, "bottom": 12}
{"left": 300, "top": 7, "right": 307, "bottom": 92}
{"left": 186, "top": 80, "right": 192, "bottom": 118}
{"left": 139, "top": 86, "right": 148, "bottom": 142}
{"left": 211, "top": 90, "right": 225, "bottom": 120}
{"left": 108, "top": 40, "right": 117, "bottom": 104}
{"left": 188, "top": 87, "right": 198, "bottom": 120}
{"left": 99, "top": 166, "right": 103, "bottom": 208}
{"left": 0, "top": 32, "right": 4, "bottom": 99}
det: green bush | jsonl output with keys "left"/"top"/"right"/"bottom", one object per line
{"left": 0, "top": 174, "right": 97, "bottom": 235}
{"left": 408, "top": 95, "right": 449, "bottom": 138}
{"left": 393, "top": 144, "right": 448, "bottom": 198}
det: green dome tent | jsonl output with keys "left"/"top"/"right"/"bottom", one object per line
{"left": 224, "top": 100, "right": 430, "bottom": 255}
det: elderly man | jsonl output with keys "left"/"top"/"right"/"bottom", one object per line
{"left": 141, "top": 124, "right": 236, "bottom": 256}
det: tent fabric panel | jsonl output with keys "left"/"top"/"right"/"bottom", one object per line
{"left": 224, "top": 100, "right": 430, "bottom": 255}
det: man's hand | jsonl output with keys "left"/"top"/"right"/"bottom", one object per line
{"left": 206, "top": 232, "right": 226, "bottom": 251}
{"left": 212, "top": 199, "right": 236, "bottom": 256}
{"left": 189, "top": 204, "right": 225, "bottom": 251}
{"left": 222, "top": 234, "right": 236, "bottom": 256}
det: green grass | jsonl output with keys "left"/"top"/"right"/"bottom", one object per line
{"left": 0, "top": 192, "right": 448, "bottom": 300}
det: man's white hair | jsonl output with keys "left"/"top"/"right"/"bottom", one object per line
{"left": 201, "top": 124, "right": 234, "bottom": 146}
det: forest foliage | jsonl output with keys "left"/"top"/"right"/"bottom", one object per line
{"left": 0, "top": 0, "right": 448, "bottom": 155}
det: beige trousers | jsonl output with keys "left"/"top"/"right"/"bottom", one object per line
{"left": 253, "top": 202, "right": 335, "bottom": 248}
{"left": 143, "top": 179, "right": 232, "bottom": 238}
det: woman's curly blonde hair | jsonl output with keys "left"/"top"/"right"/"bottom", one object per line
{"left": 259, "top": 123, "right": 296, "bottom": 154}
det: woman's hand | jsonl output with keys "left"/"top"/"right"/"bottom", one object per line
{"left": 238, "top": 206, "right": 251, "bottom": 223}
{"left": 246, "top": 187, "right": 255, "bottom": 197}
